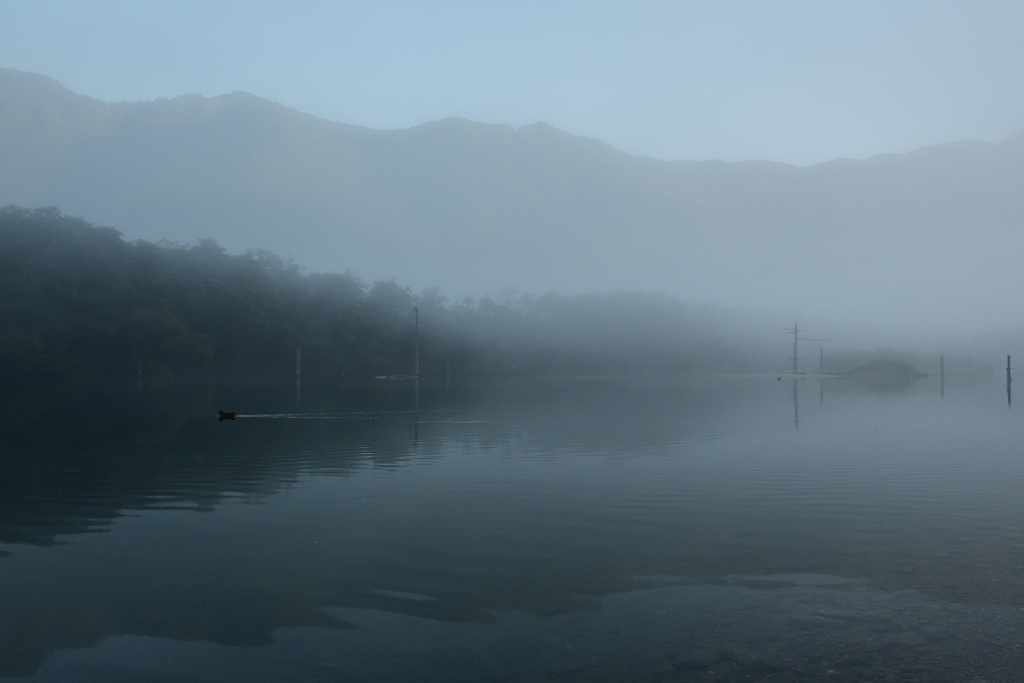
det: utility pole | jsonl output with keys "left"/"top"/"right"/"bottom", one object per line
{"left": 782, "top": 324, "right": 830, "bottom": 374}
{"left": 791, "top": 323, "right": 798, "bottom": 373}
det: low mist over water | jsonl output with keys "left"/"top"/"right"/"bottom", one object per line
{"left": 2, "top": 68, "right": 1024, "bottom": 343}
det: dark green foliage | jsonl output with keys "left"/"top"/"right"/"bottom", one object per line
{"left": 0, "top": 206, "right": 769, "bottom": 381}
{"left": 0, "top": 206, "right": 362, "bottom": 379}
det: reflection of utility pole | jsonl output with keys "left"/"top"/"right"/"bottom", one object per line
{"left": 782, "top": 324, "right": 830, "bottom": 374}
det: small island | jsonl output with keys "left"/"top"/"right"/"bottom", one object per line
{"left": 841, "top": 357, "right": 928, "bottom": 390}
{"left": 846, "top": 358, "right": 928, "bottom": 379}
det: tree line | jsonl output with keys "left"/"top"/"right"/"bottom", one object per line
{"left": 0, "top": 206, "right": 771, "bottom": 382}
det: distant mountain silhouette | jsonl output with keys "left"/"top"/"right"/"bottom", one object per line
{"left": 3, "top": 68, "right": 1023, "bottom": 337}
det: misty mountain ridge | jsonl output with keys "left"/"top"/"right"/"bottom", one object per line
{"left": 3, "top": 67, "right": 1024, "bottom": 345}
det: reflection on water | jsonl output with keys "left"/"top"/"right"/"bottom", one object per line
{"left": 1, "top": 375, "right": 1022, "bottom": 681}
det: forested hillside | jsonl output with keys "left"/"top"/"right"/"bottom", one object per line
{"left": 0, "top": 207, "right": 772, "bottom": 381}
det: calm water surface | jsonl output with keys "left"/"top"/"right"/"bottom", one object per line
{"left": 2, "top": 375, "right": 1023, "bottom": 681}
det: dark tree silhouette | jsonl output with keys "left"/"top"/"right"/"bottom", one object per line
{"left": 0, "top": 206, "right": 771, "bottom": 381}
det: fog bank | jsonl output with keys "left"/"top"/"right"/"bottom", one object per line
{"left": 2, "top": 69, "right": 1022, "bottom": 347}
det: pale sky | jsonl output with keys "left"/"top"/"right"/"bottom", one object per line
{"left": 2, "top": 0, "right": 1023, "bottom": 165}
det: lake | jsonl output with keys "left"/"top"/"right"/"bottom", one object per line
{"left": 1, "top": 374, "right": 1023, "bottom": 682}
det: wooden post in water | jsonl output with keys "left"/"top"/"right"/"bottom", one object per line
{"left": 1007, "top": 355, "right": 1012, "bottom": 407}
{"left": 295, "top": 346, "right": 302, "bottom": 411}
{"left": 818, "top": 346, "right": 824, "bottom": 405}
{"left": 939, "top": 354, "right": 944, "bottom": 398}
{"left": 414, "top": 306, "right": 420, "bottom": 378}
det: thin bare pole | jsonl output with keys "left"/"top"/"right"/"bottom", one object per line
{"left": 782, "top": 324, "right": 830, "bottom": 375}
{"left": 793, "top": 323, "right": 798, "bottom": 373}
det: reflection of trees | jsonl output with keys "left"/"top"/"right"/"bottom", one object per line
{"left": 0, "top": 380, "right": 430, "bottom": 546}
{"left": 0, "top": 377, "right": 770, "bottom": 676}
{"left": 23, "top": 377, "right": 1019, "bottom": 679}
{"left": 0, "top": 377, "right": 756, "bottom": 548}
